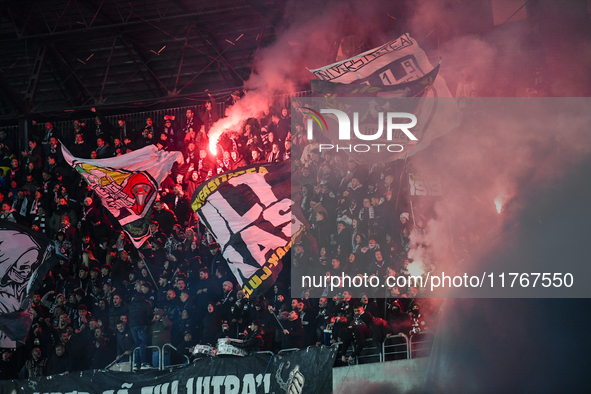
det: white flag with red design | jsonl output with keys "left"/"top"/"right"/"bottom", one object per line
{"left": 62, "top": 144, "right": 182, "bottom": 247}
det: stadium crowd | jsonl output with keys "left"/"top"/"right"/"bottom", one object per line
{"left": 0, "top": 92, "right": 440, "bottom": 379}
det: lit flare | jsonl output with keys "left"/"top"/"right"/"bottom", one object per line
{"left": 407, "top": 260, "right": 425, "bottom": 277}
{"left": 494, "top": 196, "right": 503, "bottom": 214}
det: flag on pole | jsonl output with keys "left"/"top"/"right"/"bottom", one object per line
{"left": 309, "top": 33, "right": 443, "bottom": 87}
{"left": 309, "top": 33, "right": 460, "bottom": 162}
{"left": 62, "top": 144, "right": 182, "bottom": 248}
{"left": 310, "top": 62, "right": 440, "bottom": 97}
{"left": 191, "top": 162, "right": 299, "bottom": 299}
{"left": 0, "top": 222, "right": 63, "bottom": 347}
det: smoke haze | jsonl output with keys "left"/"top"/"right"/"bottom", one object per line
{"left": 211, "top": 1, "right": 591, "bottom": 390}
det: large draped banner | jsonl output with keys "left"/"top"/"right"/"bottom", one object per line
{"left": 1, "top": 343, "right": 337, "bottom": 394}
{"left": 308, "top": 33, "right": 460, "bottom": 162}
{"left": 191, "top": 162, "right": 299, "bottom": 299}
{"left": 62, "top": 144, "right": 182, "bottom": 247}
{"left": 0, "top": 222, "right": 62, "bottom": 347}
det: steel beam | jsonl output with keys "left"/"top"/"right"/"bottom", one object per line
{"left": 172, "top": 25, "right": 192, "bottom": 94}
{"left": 12, "top": 4, "right": 251, "bottom": 39}
{"left": 120, "top": 36, "right": 170, "bottom": 98}
{"left": 198, "top": 27, "right": 245, "bottom": 86}
{"left": 24, "top": 45, "right": 47, "bottom": 107}
{"left": 99, "top": 35, "right": 119, "bottom": 100}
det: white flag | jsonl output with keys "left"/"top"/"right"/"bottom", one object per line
{"left": 310, "top": 34, "right": 460, "bottom": 157}
{"left": 62, "top": 144, "right": 182, "bottom": 247}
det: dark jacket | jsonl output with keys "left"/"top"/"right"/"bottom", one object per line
{"left": 233, "top": 329, "right": 264, "bottom": 352}
{"left": 280, "top": 318, "right": 304, "bottom": 349}
{"left": 116, "top": 327, "right": 136, "bottom": 356}
{"left": 127, "top": 294, "right": 152, "bottom": 328}
{"left": 193, "top": 277, "right": 222, "bottom": 309}
{"left": 199, "top": 97, "right": 219, "bottom": 131}
{"left": 199, "top": 309, "right": 222, "bottom": 346}
{"left": 88, "top": 338, "right": 115, "bottom": 369}
{"left": 108, "top": 303, "right": 129, "bottom": 329}
{"left": 165, "top": 193, "right": 192, "bottom": 225}
{"left": 46, "top": 350, "right": 70, "bottom": 376}
{"left": 67, "top": 331, "right": 90, "bottom": 372}
{"left": 152, "top": 207, "right": 178, "bottom": 236}
{"left": 69, "top": 141, "right": 91, "bottom": 158}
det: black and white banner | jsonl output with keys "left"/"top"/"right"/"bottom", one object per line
{"left": 308, "top": 34, "right": 460, "bottom": 163}
{"left": 311, "top": 63, "right": 440, "bottom": 97}
{"left": 309, "top": 33, "right": 438, "bottom": 86}
{"left": 1, "top": 344, "right": 337, "bottom": 394}
{"left": 191, "top": 162, "right": 301, "bottom": 299}
{"left": 0, "top": 222, "right": 63, "bottom": 347}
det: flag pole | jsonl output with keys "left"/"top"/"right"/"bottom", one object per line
{"left": 393, "top": 153, "right": 409, "bottom": 215}
{"left": 269, "top": 308, "right": 286, "bottom": 332}
{"left": 263, "top": 295, "right": 285, "bottom": 332}
{"left": 138, "top": 250, "right": 159, "bottom": 290}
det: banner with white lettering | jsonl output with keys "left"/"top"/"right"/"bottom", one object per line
{"left": 310, "top": 64, "right": 440, "bottom": 97}
{"left": 191, "top": 161, "right": 299, "bottom": 299}
{"left": 309, "top": 33, "right": 442, "bottom": 87}
{"left": 0, "top": 345, "right": 337, "bottom": 394}
{"left": 308, "top": 33, "right": 460, "bottom": 163}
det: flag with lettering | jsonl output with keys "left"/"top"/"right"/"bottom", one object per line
{"left": 62, "top": 144, "right": 182, "bottom": 248}
{"left": 191, "top": 161, "right": 300, "bottom": 299}
{"left": 309, "top": 33, "right": 460, "bottom": 162}
{"left": 310, "top": 62, "right": 440, "bottom": 97}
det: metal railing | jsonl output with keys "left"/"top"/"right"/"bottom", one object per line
{"left": 117, "top": 343, "right": 280, "bottom": 371}
{"left": 104, "top": 357, "right": 129, "bottom": 372}
{"left": 358, "top": 338, "right": 383, "bottom": 364}
{"left": 106, "top": 337, "right": 408, "bottom": 373}
{"left": 334, "top": 331, "right": 437, "bottom": 366}
{"left": 130, "top": 345, "right": 161, "bottom": 371}
{"left": 277, "top": 348, "right": 300, "bottom": 355}
{"left": 383, "top": 333, "right": 410, "bottom": 361}
{"left": 337, "top": 338, "right": 381, "bottom": 365}
{"left": 161, "top": 343, "right": 185, "bottom": 370}
{"left": 256, "top": 351, "right": 275, "bottom": 357}
{"left": 409, "top": 332, "right": 435, "bottom": 359}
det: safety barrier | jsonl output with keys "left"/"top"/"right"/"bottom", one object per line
{"left": 357, "top": 338, "right": 383, "bottom": 364}
{"left": 277, "top": 348, "right": 300, "bottom": 355}
{"left": 161, "top": 343, "right": 187, "bottom": 370}
{"left": 115, "top": 343, "right": 331, "bottom": 371}
{"left": 341, "top": 338, "right": 383, "bottom": 365}
{"left": 383, "top": 333, "right": 410, "bottom": 361}
{"left": 106, "top": 335, "right": 428, "bottom": 373}
{"left": 256, "top": 351, "right": 275, "bottom": 356}
{"left": 409, "top": 332, "right": 435, "bottom": 359}
{"left": 103, "top": 346, "right": 159, "bottom": 372}
{"left": 335, "top": 332, "right": 435, "bottom": 366}
{"left": 104, "top": 358, "right": 128, "bottom": 372}
{"left": 130, "top": 345, "right": 161, "bottom": 371}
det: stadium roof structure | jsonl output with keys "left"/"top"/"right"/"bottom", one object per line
{"left": 0, "top": 0, "right": 288, "bottom": 121}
